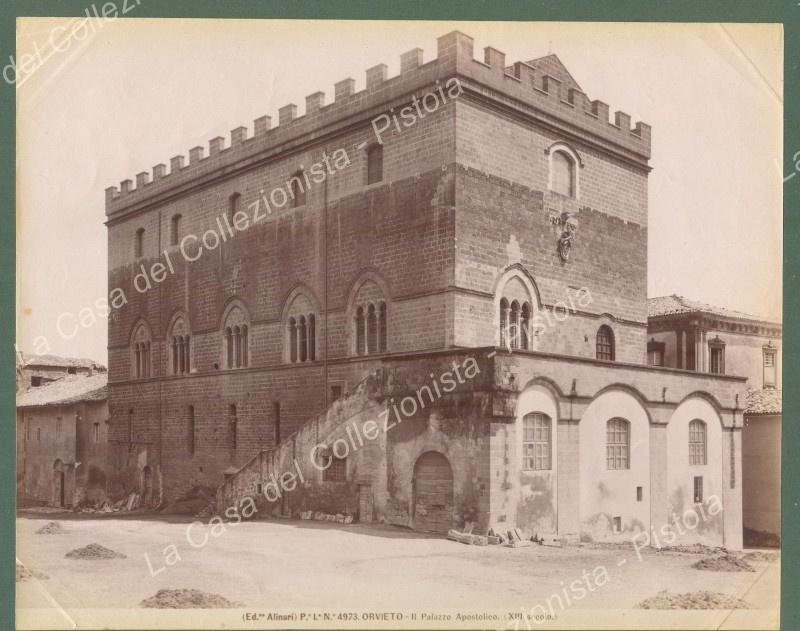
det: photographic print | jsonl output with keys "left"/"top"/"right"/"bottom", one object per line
{"left": 13, "top": 14, "right": 783, "bottom": 631}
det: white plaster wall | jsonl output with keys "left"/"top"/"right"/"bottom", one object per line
{"left": 513, "top": 385, "right": 559, "bottom": 534}
{"left": 666, "top": 397, "right": 724, "bottom": 545}
{"left": 579, "top": 390, "right": 650, "bottom": 540}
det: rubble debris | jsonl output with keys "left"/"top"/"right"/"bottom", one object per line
{"left": 636, "top": 589, "right": 750, "bottom": 610}
{"left": 447, "top": 529, "right": 489, "bottom": 546}
{"left": 655, "top": 543, "right": 726, "bottom": 555}
{"left": 140, "top": 588, "right": 243, "bottom": 609}
{"left": 743, "top": 551, "right": 779, "bottom": 563}
{"left": 300, "top": 511, "right": 353, "bottom": 523}
{"left": 691, "top": 554, "right": 755, "bottom": 572}
{"left": 16, "top": 564, "right": 48, "bottom": 582}
{"left": 65, "top": 543, "right": 127, "bottom": 560}
{"left": 35, "top": 521, "right": 66, "bottom": 535}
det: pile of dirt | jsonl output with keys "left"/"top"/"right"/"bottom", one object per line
{"left": 35, "top": 521, "right": 66, "bottom": 535}
{"left": 65, "top": 543, "right": 127, "bottom": 560}
{"left": 692, "top": 553, "right": 755, "bottom": 572}
{"left": 743, "top": 551, "right": 780, "bottom": 563}
{"left": 16, "top": 564, "right": 48, "bottom": 582}
{"left": 140, "top": 589, "right": 242, "bottom": 609}
{"left": 637, "top": 590, "right": 750, "bottom": 610}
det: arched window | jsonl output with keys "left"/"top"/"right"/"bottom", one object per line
{"left": 367, "top": 305, "right": 377, "bottom": 353}
{"left": 298, "top": 316, "right": 308, "bottom": 362}
{"left": 596, "top": 325, "right": 615, "bottom": 361}
{"left": 290, "top": 171, "right": 306, "bottom": 207}
{"left": 131, "top": 322, "right": 152, "bottom": 379}
{"left": 499, "top": 298, "right": 509, "bottom": 347}
{"left": 509, "top": 301, "right": 520, "bottom": 350}
{"left": 170, "top": 214, "right": 182, "bottom": 246}
{"left": 551, "top": 150, "right": 575, "bottom": 198}
{"left": 308, "top": 316, "right": 316, "bottom": 361}
{"left": 688, "top": 419, "right": 707, "bottom": 465}
{"left": 228, "top": 193, "right": 241, "bottom": 225}
{"left": 522, "top": 413, "right": 552, "bottom": 470}
{"left": 606, "top": 418, "right": 630, "bottom": 470}
{"left": 169, "top": 315, "right": 190, "bottom": 375}
{"left": 367, "top": 144, "right": 383, "bottom": 184}
{"left": 355, "top": 307, "right": 365, "bottom": 355}
{"left": 520, "top": 303, "right": 531, "bottom": 350}
{"left": 378, "top": 302, "right": 387, "bottom": 352}
{"left": 134, "top": 227, "right": 145, "bottom": 258}
{"left": 222, "top": 304, "right": 249, "bottom": 369}
{"left": 289, "top": 318, "right": 298, "bottom": 363}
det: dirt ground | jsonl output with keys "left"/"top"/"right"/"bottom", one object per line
{"left": 16, "top": 515, "right": 780, "bottom": 629}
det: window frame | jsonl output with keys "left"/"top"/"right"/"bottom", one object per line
{"left": 606, "top": 417, "right": 630, "bottom": 470}
{"left": 688, "top": 419, "right": 707, "bottom": 466}
{"left": 763, "top": 345, "right": 778, "bottom": 388}
{"left": 522, "top": 412, "right": 552, "bottom": 471}
{"left": 366, "top": 144, "right": 383, "bottom": 185}
{"left": 596, "top": 325, "right": 615, "bottom": 361}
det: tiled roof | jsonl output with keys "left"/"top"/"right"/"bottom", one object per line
{"left": 745, "top": 388, "right": 782, "bottom": 415}
{"left": 21, "top": 352, "right": 105, "bottom": 370}
{"left": 16, "top": 373, "right": 108, "bottom": 408}
{"left": 648, "top": 295, "right": 779, "bottom": 324}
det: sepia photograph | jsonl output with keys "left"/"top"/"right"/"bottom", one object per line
{"left": 11, "top": 10, "right": 786, "bottom": 631}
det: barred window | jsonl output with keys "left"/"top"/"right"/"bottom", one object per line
{"left": 606, "top": 418, "right": 630, "bottom": 470}
{"left": 688, "top": 419, "right": 707, "bottom": 465}
{"left": 596, "top": 325, "right": 615, "bottom": 361}
{"left": 324, "top": 455, "right": 347, "bottom": 482}
{"left": 522, "top": 413, "right": 552, "bottom": 470}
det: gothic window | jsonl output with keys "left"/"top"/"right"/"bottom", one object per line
{"left": 367, "top": 144, "right": 383, "bottom": 184}
{"left": 550, "top": 150, "right": 576, "bottom": 198}
{"left": 522, "top": 413, "right": 552, "bottom": 470}
{"left": 285, "top": 293, "right": 318, "bottom": 364}
{"left": 222, "top": 304, "right": 249, "bottom": 369}
{"left": 498, "top": 275, "right": 534, "bottom": 350}
{"left": 688, "top": 420, "right": 707, "bottom": 466}
{"left": 170, "top": 214, "right": 182, "bottom": 246}
{"left": 499, "top": 298, "right": 508, "bottom": 347}
{"left": 350, "top": 278, "right": 389, "bottom": 356}
{"left": 596, "top": 325, "right": 615, "bottom": 361}
{"left": 131, "top": 322, "right": 152, "bottom": 379}
{"left": 606, "top": 418, "right": 630, "bottom": 470}
{"left": 134, "top": 227, "right": 145, "bottom": 258}
{"left": 290, "top": 171, "right": 306, "bottom": 207}
{"left": 169, "top": 315, "right": 191, "bottom": 375}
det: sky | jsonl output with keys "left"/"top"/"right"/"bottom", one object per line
{"left": 15, "top": 19, "right": 783, "bottom": 365}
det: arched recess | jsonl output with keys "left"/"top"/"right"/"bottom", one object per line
{"left": 345, "top": 271, "right": 391, "bottom": 356}
{"left": 281, "top": 285, "right": 321, "bottom": 363}
{"left": 220, "top": 298, "right": 251, "bottom": 369}
{"left": 493, "top": 265, "right": 542, "bottom": 349}
{"left": 545, "top": 141, "right": 584, "bottom": 199}
{"left": 665, "top": 396, "right": 724, "bottom": 546}
{"left": 412, "top": 451, "right": 453, "bottom": 534}
{"left": 166, "top": 311, "right": 191, "bottom": 375}
{"left": 129, "top": 319, "right": 153, "bottom": 379}
{"left": 578, "top": 388, "right": 650, "bottom": 541}
{"left": 514, "top": 384, "right": 560, "bottom": 534}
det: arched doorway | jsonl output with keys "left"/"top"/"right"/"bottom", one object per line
{"left": 412, "top": 451, "right": 453, "bottom": 534}
{"left": 53, "top": 460, "right": 65, "bottom": 508}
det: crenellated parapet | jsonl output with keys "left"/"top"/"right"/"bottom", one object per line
{"left": 106, "top": 30, "right": 651, "bottom": 216}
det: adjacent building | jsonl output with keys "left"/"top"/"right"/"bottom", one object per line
{"left": 16, "top": 351, "right": 106, "bottom": 392}
{"left": 106, "top": 31, "right": 747, "bottom": 547}
{"left": 648, "top": 294, "right": 782, "bottom": 545}
{"left": 17, "top": 372, "right": 109, "bottom": 508}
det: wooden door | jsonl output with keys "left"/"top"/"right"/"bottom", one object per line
{"left": 412, "top": 452, "right": 453, "bottom": 534}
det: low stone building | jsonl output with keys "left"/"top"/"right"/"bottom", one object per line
{"left": 647, "top": 294, "right": 781, "bottom": 545}
{"left": 17, "top": 373, "right": 109, "bottom": 507}
{"left": 16, "top": 351, "right": 106, "bottom": 391}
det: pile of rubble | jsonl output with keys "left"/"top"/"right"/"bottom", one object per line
{"left": 448, "top": 526, "right": 564, "bottom": 548}
{"left": 77, "top": 492, "right": 144, "bottom": 514}
{"left": 299, "top": 511, "right": 354, "bottom": 524}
